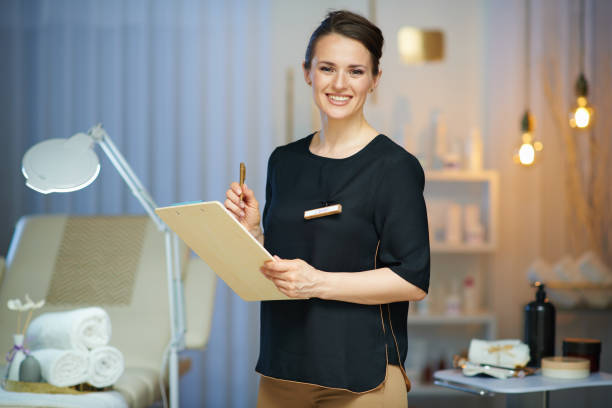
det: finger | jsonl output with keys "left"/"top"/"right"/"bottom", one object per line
{"left": 230, "top": 182, "right": 243, "bottom": 198}
{"left": 267, "top": 256, "right": 287, "bottom": 265}
{"left": 242, "top": 184, "right": 258, "bottom": 207}
{"left": 224, "top": 198, "right": 245, "bottom": 218}
{"left": 225, "top": 188, "right": 243, "bottom": 207}
{"left": 260, "top": 266, "right": 278, "bottom": 277}
{"left": 263, "top": 261, "right": 290, "bottom": 273}
{"left": 268, "top": 268, "right": 292, "bottom": 280}
{"left": 261, "top": 264, "right": 281, "bottom": 276}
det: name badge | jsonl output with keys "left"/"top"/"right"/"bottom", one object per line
{"left": 304, "top": 204, "right": 342, "bottom": 220}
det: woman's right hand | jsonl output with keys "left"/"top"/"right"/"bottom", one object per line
{"left": 224, "top": 182, "right": 262, "bottom": 241}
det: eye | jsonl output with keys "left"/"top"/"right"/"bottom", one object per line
{"left": 350, "top": 69, "right": 365, "bottom": 76}
{"left": 319, "top": 66, "right": 334, "bottom": 73}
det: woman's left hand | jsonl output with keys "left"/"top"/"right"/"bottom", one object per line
{"left": 260, "top": 256, "right": 326, "bottom": 299}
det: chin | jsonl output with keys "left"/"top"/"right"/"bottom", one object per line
{"left": 317, "top": 102, "right": 360, "bottom": 121}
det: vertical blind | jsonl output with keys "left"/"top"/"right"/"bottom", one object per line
{"left": 0, "top": 0, "right": 274, "bottom": 406}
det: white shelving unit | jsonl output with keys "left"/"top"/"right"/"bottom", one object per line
{"left": 407, "top": 170, "right": 499, "bottom": 397}
{"left": 425, "top": 169, "right": 499, "bottom": 251}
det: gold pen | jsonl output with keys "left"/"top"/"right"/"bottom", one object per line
{"left": 239, "top": 162, "right": 246, "bottom": 203}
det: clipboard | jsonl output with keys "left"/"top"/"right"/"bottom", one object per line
{"left": 155, "top": 201, "right": 292, "bottom": 301}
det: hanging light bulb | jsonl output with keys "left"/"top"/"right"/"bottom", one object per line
{"left": 569, "top": 0, "right": 594, "bottom": 130}
{"left": 514, "top": 110, "right": 543, "bottom": 167}
{"left": 569, "top": 73, "right": 594, "bottom": 129}
{"left": 514, "top": 0, "right": 542, "bottom": 167}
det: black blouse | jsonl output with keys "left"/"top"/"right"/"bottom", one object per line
{"left": 256, "top": 133, "right": 430, "bottom": 392}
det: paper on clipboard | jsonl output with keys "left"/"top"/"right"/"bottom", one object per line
{"left": 155, "top": 201, "right": 292, "bottom": 301}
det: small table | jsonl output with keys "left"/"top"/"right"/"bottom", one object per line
{"left": 434, "top": 369, "right": 612, "bottom": 408}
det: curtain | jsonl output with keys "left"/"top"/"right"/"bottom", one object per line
{"left": 0, "top": 0, "right": 274, "bottom": 406}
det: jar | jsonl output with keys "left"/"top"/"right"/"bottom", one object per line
{"left": 562, "top": 337, "right": 601, "bottom": 373}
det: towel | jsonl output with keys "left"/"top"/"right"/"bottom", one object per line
{"left": 87, "top": 346, "right": 125, "bottom": 388}
{"left": 27, "top": 307, "right": 112, "bottom": 351}
{"left": 468, "top": 339, "right": 530, "bottom": 368}
{"left": 31, "top": 349, "right": 90, "bottom": 387}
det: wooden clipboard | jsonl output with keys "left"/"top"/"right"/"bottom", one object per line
{"left": 155, "top": 201, "right": 291, "bottom": 301}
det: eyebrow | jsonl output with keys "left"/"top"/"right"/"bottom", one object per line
{"left": 317, "top": 61, "right": 367, "bottom": 69}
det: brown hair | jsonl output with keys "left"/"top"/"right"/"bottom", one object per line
{"left": 304, "top": 10, "right": 384, "bottom": 75}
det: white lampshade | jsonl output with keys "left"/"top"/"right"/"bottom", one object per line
{"left": 22, "top": 133, "right": 100, "bottom": 194}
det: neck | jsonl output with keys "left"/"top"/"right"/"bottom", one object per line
{"left": 317, "top": 112, "right": 375, "bottom": 152}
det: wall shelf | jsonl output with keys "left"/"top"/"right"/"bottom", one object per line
{"left": 424, "top": 169, "right": 499, "bottom": 252}
{"left": 545, "top": 281, "right": 612, "bottom": 290}
{"left": 425, "top": 169, "right": 498, "bottom": 182}
{"left": 409, "top": 313, "right": 497, "bottom": 339}
{"left": 430, "top": 242, "right": 495, "bottom": 254}
{"left": 408, "top": 313, "right": 496, "bottom": 325}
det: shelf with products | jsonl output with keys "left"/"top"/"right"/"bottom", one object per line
{"left": 406, "top": 169, "right": 499, "bottom": 397}
{"left": 424, "top": 169, "right": 499, "bottom": 253}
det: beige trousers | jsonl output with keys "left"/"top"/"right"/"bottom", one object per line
{"left": 256, "top": 364, "right": 408, "bottom": 408}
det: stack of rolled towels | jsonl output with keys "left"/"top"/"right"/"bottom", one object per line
{"left": 25, "top": 307, "right": 125, "bottom": 388}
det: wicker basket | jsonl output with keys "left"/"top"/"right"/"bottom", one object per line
{"left": 2, "top": 379, "right": 110, "bottom": 394}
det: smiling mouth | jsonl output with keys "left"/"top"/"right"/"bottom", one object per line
{"left": 326, "top": 94, "right": 352, "bottom": 105}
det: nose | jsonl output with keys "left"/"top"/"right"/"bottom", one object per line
{"left": 332, "top": 71, "right": 347, "bottom": 91}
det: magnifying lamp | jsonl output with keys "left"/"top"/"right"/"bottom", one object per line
{"left": 22, "top": 133, "right": 100, "bottom": 194}
{"left": 21, "top": 124, "right": 185, "bottom": 408}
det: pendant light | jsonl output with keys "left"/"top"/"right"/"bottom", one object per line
{"left": 569, "top": 0, "right": 594, "bottom": 129}
{"left": 514, "top": 0, "right": 542, "bottom": 167}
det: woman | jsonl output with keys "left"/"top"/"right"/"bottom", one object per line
{"left": 224, "top": 10, "right": 429, "bottom": 407}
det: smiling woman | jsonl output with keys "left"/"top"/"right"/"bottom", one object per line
{"left": 223, "top": 9, "right": 430, "bottom": 408}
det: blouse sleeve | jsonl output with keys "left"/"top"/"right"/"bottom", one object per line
{"left": 373, "top": 154, "right": 430, "bottom": 294}
{"left": 262, "top": 147, "right": 279, "bottom": 229}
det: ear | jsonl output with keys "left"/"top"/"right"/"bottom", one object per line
{"left": 371, "top": 69, "right": 382, "bottom": 92}
{"left": 302, "top": 61, "right": 312, "bottom": 86}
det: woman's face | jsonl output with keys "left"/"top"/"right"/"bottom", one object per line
{"left": 304, "top": 33, "right": 381, "bottom": 122}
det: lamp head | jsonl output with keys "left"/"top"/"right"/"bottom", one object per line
{"left": 22, "top": 133, "right": 100, "bottom": 194}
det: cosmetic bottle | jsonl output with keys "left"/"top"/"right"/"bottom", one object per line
{"left": 445, "top": 280, "right": 461, "bottom": 315}
{"left": 524, "top": 283, "right": 556, "bottom": 367}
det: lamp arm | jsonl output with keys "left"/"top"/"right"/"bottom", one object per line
{"left": 89, "top": 125, "right": 166, "bottom": 232}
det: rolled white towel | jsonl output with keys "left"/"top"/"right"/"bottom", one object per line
{"left": 87, "top": 346, "right": 125, "bottom": 388}
{"left": 27, "top": 307, "right": 112, "bottom": 351}
{"left": 31, "top": 349, "right": 90, "bottom": 387}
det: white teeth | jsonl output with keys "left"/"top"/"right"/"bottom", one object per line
{"left": 329, "top": 95, "right": 349, "bottom": 101}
